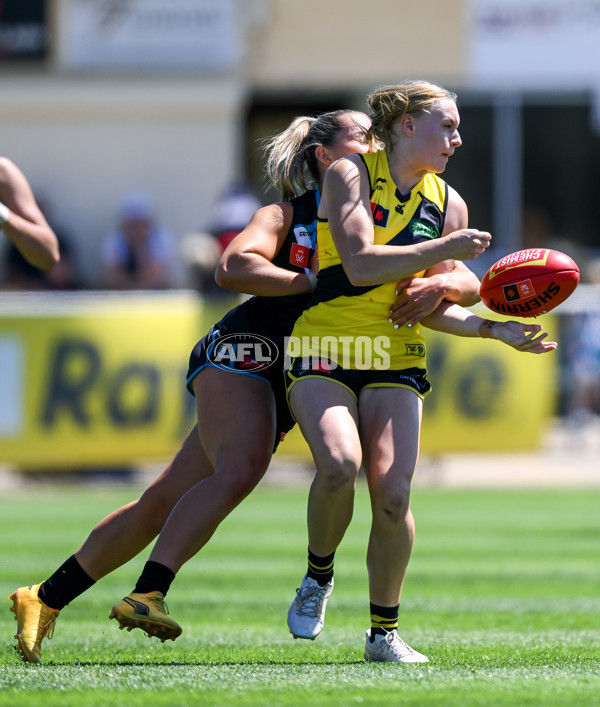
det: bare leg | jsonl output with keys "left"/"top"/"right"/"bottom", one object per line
{"left": 289, "top": 378, "right": 362, "bottom": 556}
{"left": 360, "top": 387, "right": 422, "bottom": 606}
{"left": 148, "top": 367, "right": 277, "bottom": 573}
{"left": 9, "top": 424, "right": 215, "bottom": 664}
{"left": 75, "top": 426, "right": 213, "bottom": 580}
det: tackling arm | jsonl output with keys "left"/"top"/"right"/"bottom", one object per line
{"left": 215, "top": 202, "right": 314, "bottom": 296}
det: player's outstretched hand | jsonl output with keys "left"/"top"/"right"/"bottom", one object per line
{"left": 492, "top": 320, "right": 558, "bottom": 354}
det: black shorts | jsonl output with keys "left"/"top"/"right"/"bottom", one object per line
{"left": 186, "top": 306, "right": 295, "bottom": 451}
{"left": 285, "top": 356, "right": 431, "bottom": 420}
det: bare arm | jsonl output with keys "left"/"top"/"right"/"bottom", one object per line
{"left": 421, "top": 301, "right": 557, "bottom": 354}
{"left": 0, "top": 157, "right": 60, "bottom": 270}
{"left": 433, "top": 260, "right": 481, "bottom": 306}
{"left": 355, "top": 176, "right": 481, "bottom": 327}
{"left": 215, "top": 203, "right": 313, "bottom": 296}
{"left": 321, "top": 155, "right": 491, "bottom": 287}
{"left": 389, "top": 261, "right": 481, "bottom": 328}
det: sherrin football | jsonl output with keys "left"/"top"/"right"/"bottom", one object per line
{"left": 479, "top": 248, "right": 580, "bottom": 318}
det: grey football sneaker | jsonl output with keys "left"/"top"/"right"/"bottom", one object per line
{"left": 364, "top": 629, "right": 429, "bottom": 663}
{"left": 287, "top": 575, "right": 333, "bottom": 640}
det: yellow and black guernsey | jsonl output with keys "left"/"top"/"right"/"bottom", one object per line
{"left": 287, "top": 150, "right": 449, "bottom": 371}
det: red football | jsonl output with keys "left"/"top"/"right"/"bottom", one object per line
{"left": 479, "top": 248, "right": 580, "bottom": 318}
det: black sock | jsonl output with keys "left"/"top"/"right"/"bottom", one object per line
{"left": 38, "top": 555, "right": 95, "bottom": 611}
{"left": 133, "top": 560, "right": 176, "bottom": 597}
{"left": 369, "top": 602, "right": 399, "bottom": 640}
{"left": 306, "top": 547, "right": 335, "bottom": 586}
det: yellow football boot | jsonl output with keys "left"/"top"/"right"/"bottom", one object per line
{"left": 9, "top": 584, "right": 60, "bottom": 664}
{"left": 109, "top": 592, "right": 182, "bottom": 642}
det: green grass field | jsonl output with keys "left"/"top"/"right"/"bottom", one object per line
{"left": 1, "top": 478, "right": 599, "bottom": 706}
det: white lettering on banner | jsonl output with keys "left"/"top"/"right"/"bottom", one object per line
{"left": 63, "top": 0, "right": 239, "bottom": 69}
{"left": 472, "top": 0, "right": 600, "bottom": 84}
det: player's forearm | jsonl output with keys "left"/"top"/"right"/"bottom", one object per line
{"left": 421, "top": 301, "right": 484, "bottom": 337}
{"left": 1, "top": 206, "right": 60, "bottom": 270}
{"left": 439, "top": 267, "right": 481, "bottom": 307}
{"left": 215, "top": 253, "right": 311, "bottom": 296}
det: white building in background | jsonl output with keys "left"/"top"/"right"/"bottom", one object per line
{"left": 1, "top": 0, "right": 600, "bottom": 286}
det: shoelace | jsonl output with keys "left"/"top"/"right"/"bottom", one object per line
{"left": 153, "top": 595, "right": 170, "bottom": 615}
{"left": 37, "top": 614, "right": 58, "bottom": 641}
{"left": 384, "top": 631, "right": 415, "bottom": 659}
{"left": 295, "top": 585, "right": 326, "bottom": 617}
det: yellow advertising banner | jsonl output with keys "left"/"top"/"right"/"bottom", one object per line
{"left": 0, "top": 292, "right": 228, "bottom": 469}
{"left": 0, "top": 294, "right": 558, "bottom": 469}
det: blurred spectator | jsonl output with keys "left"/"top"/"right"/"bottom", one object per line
{"left": 563, "top": 257, "right": 600, "bottom": 424}
{"left": 102, "top": 191, "right": 173, "bottom": 290}
{"left": 522, "top": 204, "right": 586, "bottom": 265}
{"left": 2, "top": 241, "right": 46, "bottom": 290}
{"left": 521, "top": 204, "right": 599, "bottom": 423}
{"left": 179, "top": 182, "right": 262, "bottom": 296}
{"left": 179, "top": 231, "right": 222, "bottom": 295}
{"left": 208, "top": 182, "right": 262, "bottom": 255}
{"left": 2, "top": 193, "right": 82, "bottom": 290}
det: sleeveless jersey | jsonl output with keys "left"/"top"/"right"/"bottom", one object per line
{"left": 238, "top": 188, "right": 318, "bottom": 335}
{"left": 288, "top": 150, "right": 449, "bottom": 370}
{"left": 187, "top": 189, "right": 319, "bottom": 391}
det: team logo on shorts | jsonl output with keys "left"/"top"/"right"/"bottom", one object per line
{"left": 405, "top": 343, "right": 425, "bottom": 357}
{"left": 208, "top": 333, "right": 279, "bottom": 372}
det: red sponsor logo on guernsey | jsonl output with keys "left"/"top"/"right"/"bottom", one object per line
{"left": 290, "top": 243, "right": 310, "bottom": 268}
